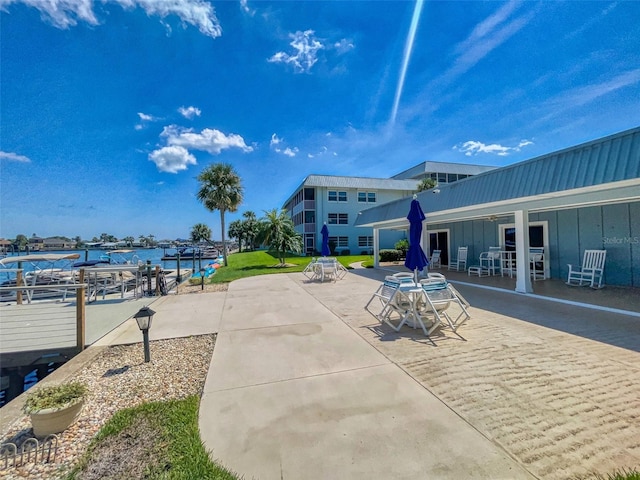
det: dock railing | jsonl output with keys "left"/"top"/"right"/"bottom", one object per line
{"left": 0, "top": 282, "right": 88, "bottom": 356}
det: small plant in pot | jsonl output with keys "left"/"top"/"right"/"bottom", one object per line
{"left": 22, "top": 381, "right": 88, "bottom": 437}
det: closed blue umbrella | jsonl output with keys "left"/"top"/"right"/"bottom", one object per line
{"left": 321, "top": 223, "right": 331, "bottom": 257}
{"left": 404, "top": 196, "right": 429, "bottom": 282}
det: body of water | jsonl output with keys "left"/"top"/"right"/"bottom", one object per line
{"left": 0, "top": 247, "right": 217, "bottom": 282}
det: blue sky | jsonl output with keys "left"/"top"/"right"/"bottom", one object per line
{"left": 1, "top": 0, "right": 639, "bottom": 241}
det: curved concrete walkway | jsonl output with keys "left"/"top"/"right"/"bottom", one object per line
{"left": 198, "top": 268, "right": 640, "bottom": 480}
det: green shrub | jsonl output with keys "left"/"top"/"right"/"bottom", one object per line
{"left": 23, "top": 382, "right": 87, "bottom": 413}
{"left": 379, "top": 249, "right": 401, "bottom": 262}
{"left": 395, "top": 239, "right": 409, "bottom": 257}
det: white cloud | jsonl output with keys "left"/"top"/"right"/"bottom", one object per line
{"left": 269, "top": 134, "right": 299, "bottom": 156}
{"left": 333, "top": 38, "right": 355, "bottom": 55}
{"left": 550, "top": 69, "right": 640, "bottom": 109}
{"left": 137, "top": 112, "right": 157, "bottom": 122}
{"left": 160, "top": 125, "right": 253, "bottom": 154}
{"left": 282, "top": 147, "right": 298, "bottom": 157}
{"left": 268, "top": 30, "right": 324, "bottom": 73}
{"left": 0, "top": 151, "right": 31, "bottom": 162}
{"left": 2, "top": 0, "right": 222, "bottom": 38}
{"left": 565, "top": 2, "right": 617, "bottom": 40}
{"left": 239, "top": 0, "right": 254, "bottom": 16}
{"left": 148, "top": 145, "right": 197, "bottom": 173}
{"left": 427, "top": 1, "right": 535, "bottom": 91}
{"left": 454, "top": 138, "right": 534, "bottom": 157}
{"left": 178, "top": 105, "right": 201, "bottom": 119}
{"left": 270, "top": 133, "right": 282, "bottom": 146}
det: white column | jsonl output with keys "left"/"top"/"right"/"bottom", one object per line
{"left": 373, "top": 227, "right": 380, "bottom": 268}
{"left": 514, "top": 209, "right": 533, "bottom": 293}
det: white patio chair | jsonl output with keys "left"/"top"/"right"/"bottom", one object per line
{"left": 302, "top": 258, "right": 319, "bottom": 281}
{"left": 316, "top": 257, "right": 339, "bottom": 282}
{"left": 567, "top": 249, "right": 607, "bottom": 288}
{"left": 529, "top": 247, "right": 545, "bottom": 281}
{"left": 480, "top": 247, "right": 501, "bottom": 275}
{"left": 448, "top": 246, "right": 468, "bottom": 271}
{"left": 336, "top": 261, "right": 349, "bottom": 279}
{"left": 365, "top": 276, "right": 413, "bottom": 331}
{"left": 429, "top": 250, "right": 442, "bottom": 269}
{"left": 418, "top": 273, "right": 471, "bottom": 333}
{"left": 391, "top": 272, "right": 415, "bottom": 281}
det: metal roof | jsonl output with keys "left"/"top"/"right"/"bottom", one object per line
{"left": 283, "top": 175, "right": 419, "bottom": 206}
{"left": 391, "top": 161, "right": 497, "bottom": 180}
{"left": 302, "top": 174, "right": 419, "bottom": 190}
{"left": 356, "top": 127, "right": 640, "bottom": 228}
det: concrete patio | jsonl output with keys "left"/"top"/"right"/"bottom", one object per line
{"left": 199, "top": 265, "right": 640, "bottom": 479}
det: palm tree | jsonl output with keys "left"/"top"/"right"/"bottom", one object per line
{"left": 191, "top": 223, "right": 212, "bottom": 245}
{"left": 259, "top": 208, "right": 302, "bottom": 265}
{"left": 228, "top": 220, "right": 244, "bottom": 252}
{"left": 417, "top": 178, "right": 437, "bottom": 192}
{"left": 123, "top": 236, "right": 135, "bottom": 247}
{"left": 242, "top": 211, "right": 259, "bottom": 251}
{"left": 196, "top": 163, "right": 243, "bottom": 266}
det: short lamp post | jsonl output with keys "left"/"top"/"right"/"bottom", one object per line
{"left": 200, "top": 268, "right": 205, "bottom": 290}
{"left": 134, "top": 306, "right": 155, "bottom": 363}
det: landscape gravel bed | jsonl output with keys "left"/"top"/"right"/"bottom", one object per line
{"left": 0, "top": 334, "right": 216, "bottom": 479}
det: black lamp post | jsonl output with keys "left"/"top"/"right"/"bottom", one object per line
{"left": 133, "top": 306, "right": 155, "bottom": 362}
{"left": 200, "top": 268, "right": 205, "bottom": 290}
{"left": 176, "top": 252, "right": 181, "bottom": 283}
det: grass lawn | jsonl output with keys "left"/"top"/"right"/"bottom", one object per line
{"left": 208, "top": 250, "right": 374, "bottom": 283}
{"left": 66, "top": 396, "right": 238, "bottom": 480}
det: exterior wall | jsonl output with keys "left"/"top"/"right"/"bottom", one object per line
{"left": 286, "top": 185, "right": 412, "bottom": 255}
{"left": 314, "top": 186, "right": 411, "bottom": 254}
{"left": 428, "top": 201, "right": 639, "bottom": 287}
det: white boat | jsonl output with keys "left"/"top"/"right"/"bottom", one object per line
{"left": 0, "top": 253, "right": 81, "bottom": 302}
{"left": 98, "top": 249, "right": 141, "bottom": 265}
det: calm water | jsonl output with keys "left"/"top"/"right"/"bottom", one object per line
{"left": 0, "top": 247, "right": 212, "bottom": 282}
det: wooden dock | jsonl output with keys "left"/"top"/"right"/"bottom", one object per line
{"left": 0, "top": 267, "right": 189, "bottom": 368}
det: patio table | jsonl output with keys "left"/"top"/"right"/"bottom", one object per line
{"left": 395, "top": 282, "right": 430, "bottom": 336}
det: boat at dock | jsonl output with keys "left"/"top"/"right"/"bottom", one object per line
{"left": 161, "top": 246, "right": 219, "bottom": 261}
{"left": 98, "top": 249, "right": 142, "bottom": 265}
{"left": 0, "top": 253, "right": 81, "bottom": 302}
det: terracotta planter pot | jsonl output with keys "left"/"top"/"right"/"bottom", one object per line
{"left": 30, "top": 399, "right": 84, "bottom": 437}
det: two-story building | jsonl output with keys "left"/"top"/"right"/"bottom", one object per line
{"left": 284, "top": 175, "right": 419, "bottom": 256}
{"left": 283, "top": 162, "right": 496, "bottom": 256}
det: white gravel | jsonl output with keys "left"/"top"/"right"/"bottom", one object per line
{"left": 0, "top": 334, "right": 215, "bottom": 479}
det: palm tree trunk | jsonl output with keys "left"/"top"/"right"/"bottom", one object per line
{"left": 220, "top": 210, "right": 228, "bottom": 266}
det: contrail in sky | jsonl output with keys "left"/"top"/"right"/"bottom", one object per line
{"left": 390, "top": 0, "right": 424, "bottom": 126}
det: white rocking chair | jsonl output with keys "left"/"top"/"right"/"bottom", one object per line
{"left": 448, "top": 246, "right": 468, "bottom": 271}
{"left": 567, "top": 249, "right": 606, "bottom": 289}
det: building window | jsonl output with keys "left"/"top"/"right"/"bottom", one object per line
{"left": 357, "top": 192, "right": 377, "bottom": 203}
{"left": 328, "top": 190, "right": 347, "bottom": 202}
{"left": 304, "top": 211, "right": 315, "bottom": 223}
{"left": 358, "top": 236, "right": 374, "bottom": 247}
{"left": 328, "top": 213, "right": 348, "bottom": 225}
{"left": 329, "top": 236, "right": 349, "bottom": 247}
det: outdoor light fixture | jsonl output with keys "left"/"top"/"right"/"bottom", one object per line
{"left": 200, "top": 268, "right": 206, "bottom": 290}
{"left": 133, "top": 306, "right": 155, "bottom": 363}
